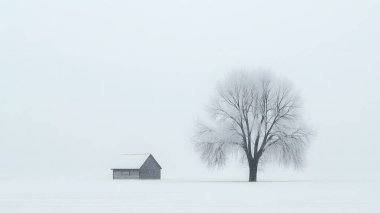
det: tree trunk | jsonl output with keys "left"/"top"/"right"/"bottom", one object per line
{"left": 248, "top": 160, "right": 258, "bottom": 182}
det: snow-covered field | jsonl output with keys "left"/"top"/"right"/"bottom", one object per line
{"left": 0, "top": 179, "right": 379, "bottom": 213}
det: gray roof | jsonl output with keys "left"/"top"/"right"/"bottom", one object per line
{"left": 111, "top": 153, "right": 160, "bottom": 169}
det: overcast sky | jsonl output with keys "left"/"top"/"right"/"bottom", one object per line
{"left": 1, "top": 0, "right": 379, "bottom": 180}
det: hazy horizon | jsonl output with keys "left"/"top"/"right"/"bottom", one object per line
{"left": 1, "top": 0, "right": 379, "bottom": 181}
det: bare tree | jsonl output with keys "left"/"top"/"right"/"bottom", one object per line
{"left": 194, "top": 71, "right": 311, "bottom": 182}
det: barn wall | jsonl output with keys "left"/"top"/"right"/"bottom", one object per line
{"left": 113, "top": 169, "right": 140, "bottom": 179}
{"left": 139, "top": 155, "right": 161, "bottom": 179}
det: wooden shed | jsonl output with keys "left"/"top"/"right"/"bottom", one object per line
{"left": 111, "top": 154, "right": 161, "bottom": 179}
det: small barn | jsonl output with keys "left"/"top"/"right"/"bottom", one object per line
{"left": 111, "top": 154, "right": 161, "bottom": 179}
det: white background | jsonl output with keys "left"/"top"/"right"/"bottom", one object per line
{"left": 1, "top": 0, "right": 379, "bottom": 181}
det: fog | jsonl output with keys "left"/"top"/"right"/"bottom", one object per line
{"left": 1, "top": 0, "right": 379, "bottom": 180}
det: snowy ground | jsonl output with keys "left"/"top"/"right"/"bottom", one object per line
{"left": 0, "top": 179, "right": 379, "bottom": 213}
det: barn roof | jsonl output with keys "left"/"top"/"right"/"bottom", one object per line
{"left": 111, "top": 153, "right": 160, "bottom": 169}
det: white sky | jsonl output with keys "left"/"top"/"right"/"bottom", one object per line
{"left": 0, "top": 0, "right": 379, "bottom": 180}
